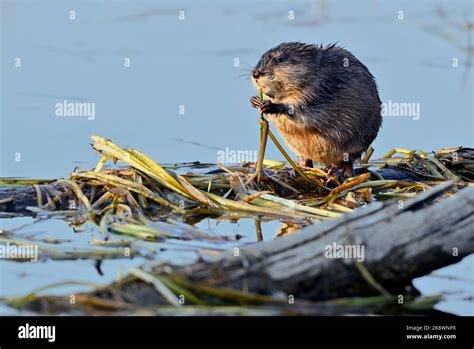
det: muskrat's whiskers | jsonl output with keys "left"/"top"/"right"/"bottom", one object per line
{"left": 233, "top": 73, "right": 251, "bottom": 80}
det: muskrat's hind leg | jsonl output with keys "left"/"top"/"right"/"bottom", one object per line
{"left": 326, "top": 160, "right": 354, "bottom": 186}
{"left": 341, "top": 160, "right": 354, "bottom": 178}
{"left": 298, "top": 157, "right": 313, "bottom": 169}
{"left": 288, "top": 157, "right": 313, "bottom": 176}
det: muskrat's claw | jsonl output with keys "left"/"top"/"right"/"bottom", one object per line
{"left": 341, "top": 162, "right": 354, "bottom": 178}
{"left": 325, "top": 161, "right": 354, "bottom": 187}
{"left": 251, "top": 96, "right": 276, "bottom": 114}
{"left": 324, "top": 166, "right": 341, "bottom": 188}
{"left": 260, "top": 100, "right": 273, "bottom": 114}
{"left": 327, "top": 165, "right": 344, "bottom": 177}
{"left": 250, "top": 96, "right": 261, "bottom": 109}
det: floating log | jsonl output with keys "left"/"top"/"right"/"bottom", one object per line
{"left": 149, "top": 181, "right": 473, "bottom": 300}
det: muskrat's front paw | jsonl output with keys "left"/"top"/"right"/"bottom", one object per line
{"left": 250, "top": 96, "right": 261, "bottom": 109}
{"left": 260, "top": 100, "right": 273, "bottom": 114}
{"left": 250, "top": 96, "right": 277, "bottom": 114}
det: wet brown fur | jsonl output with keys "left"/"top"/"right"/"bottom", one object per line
{"left": 251, "top": 42, "right": 382, "bottom": 169}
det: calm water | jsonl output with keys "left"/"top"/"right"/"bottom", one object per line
{"left": 0, "top": 0, "right": 473, "bottom": 315}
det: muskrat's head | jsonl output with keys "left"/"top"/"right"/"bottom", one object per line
{"left": 251, "top": 42, "right": 319, "bottom": 103}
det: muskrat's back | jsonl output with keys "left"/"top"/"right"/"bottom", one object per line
{"left": 250, "top": 42, "right": 382, "bottom": 174}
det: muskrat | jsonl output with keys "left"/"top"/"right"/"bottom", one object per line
{"left": 250, "top": 42, "right": 382, "bottom": 180}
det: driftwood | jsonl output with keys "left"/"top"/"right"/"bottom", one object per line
{"left": 150, "top": 181, "right": 473, "bottom": 300}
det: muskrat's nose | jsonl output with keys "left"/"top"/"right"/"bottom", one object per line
{"left": 252, "top": 70, "right": 261, "bottom": 79}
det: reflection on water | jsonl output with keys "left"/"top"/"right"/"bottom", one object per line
{"left": 274, "top": 222, "right": 302, "bottom": 238}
